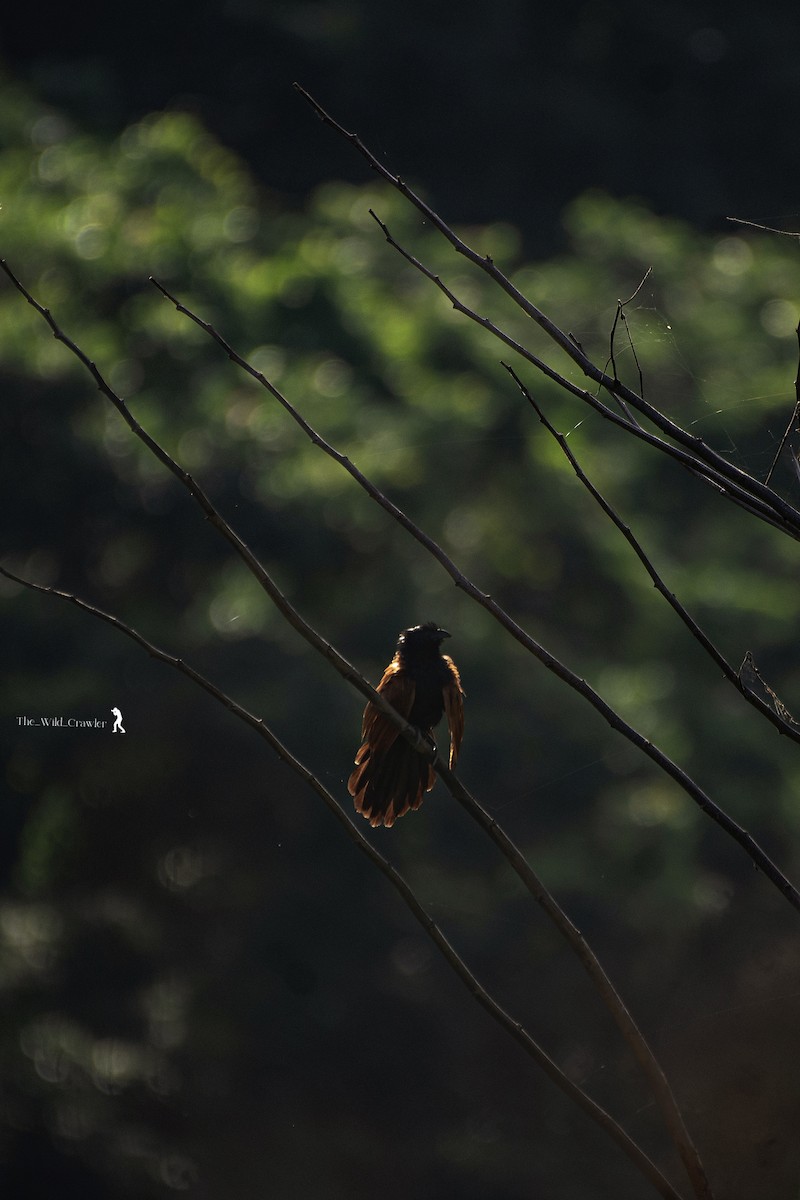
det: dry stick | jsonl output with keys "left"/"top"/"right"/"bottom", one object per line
{"left": 607, "top": 268, "right": 651, "bottom": 425}
{"left": 765, "top": 400, "right": 800, "bottom": 490}
{"left": 295, "top": 83, "right": 800, "bottom": 538}
{"left": 0, "top": 566, "right": 685, "bottom": 1200}
{"left": 329, "top": 224, "right": 800, "bottom": 903}
{"left": 764, "top": 322, "right": 800, "bottom": 487}
{"left": 504, "top": 362, "right": 800, "bottom": 745}
{"left": 367, "top": 209, "right": 796, "bottom": 542}
{"left": 144, "top": 275, "right": 800, "bottom": 929}
{"left": 0, "top": 264, "right": 708, "bottom": 1200}
{"left": 727, "top": 216, "right": 800, "bottom": 239}
{"left": 740, "top": 651, "right": 798, "bottom": 724}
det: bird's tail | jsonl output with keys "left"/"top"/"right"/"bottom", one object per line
{"left": 348, "top": 735, "right": 436, "bottom": 828}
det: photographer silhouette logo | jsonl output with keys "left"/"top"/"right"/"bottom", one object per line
{"left": 111, "top": 707, "right": 126, "bottom": 734}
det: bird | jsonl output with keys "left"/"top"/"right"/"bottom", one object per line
{"left": 348, "top": 622, "right": 465, "bottom": 827}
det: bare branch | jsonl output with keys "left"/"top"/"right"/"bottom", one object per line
{"left": 727, "top": 216, "right": 800, "bottom": 239}
{"left": 0, "top": 258, "right": 432, "bottom": 764}
{"left": 739, "top": 651, "right": 799, "bottom": 726}
{"left": 764, "top": 322, "right": 800, "bottom": 487}
{"left": 365, "top": 209, "right": 797, "bottom": 540}
{"left": 5, "top": 250, "right": 798, "bottom": 937}
{"left": 296, "top": 85, "right": 800, "bottom": 539}
{"left": 144, "top": 273, "right": 800, "bottom": 921}
{"left": 0, "top": 565, "right": 685, "bottom": 1200}
{"left": 764, "top": 400, "right": 800, "bottom": 488}
{"left": 607, "top": 267, "right": 651, "bottom": 422}
{"left": 2, "top": 264, "right": 715, "bottom": 1196}
{"left": 504, "top": 362, "right": 800, "bottom": 745}
{"left": 292, "top": 83, "right": 580, "bottom": 362}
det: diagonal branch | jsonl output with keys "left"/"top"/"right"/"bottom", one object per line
{"left": 0, "top": 565, "right": 686, "bottom": 1200}
{"left": 764, "top": 322, "right": 800, "bottom": 487}
{"left": 0, "top": 262, "right": 714, "bottom": 1196}
{"left": 607, "top": 268, "right": 650, "bottom": 422}
{"left": 295, "top": 83, "right": 800, "bottom": 539}
{"left": 0, "top": 258, "right": 431, "bottom": 764}
{"left": 147, "top": 273, "right": 800, "bottom": 923}
{"left": 366, "top": 209, "right": 796, "bottom": 541}
{"left": 503, "top": 362, "right": 800, "bottom": 745}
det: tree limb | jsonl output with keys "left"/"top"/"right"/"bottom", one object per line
{"left": 0, "top": 260, "right": 714, "bottom": 1196}
{"left": 145, "top": 271, "right": 800, "bottom": 923}
{"left": 764, "top": 322, "right": 800, "bottom": 487}
{"left": 296, "top": 83, "right": 800, "bottom": 539}
{"left": 366, "top": 208, "right": 797, "bottom": 541}
{"left": 503, "top": 362, "right": 800, "bottom": 746}
{"left": 0, "top": 563, "right": 688, "bottom": 1200}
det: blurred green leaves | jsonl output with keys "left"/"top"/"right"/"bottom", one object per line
{"left": 4, "top": 71, "right": 800, "bottom": 910}
{"left": 3, "top": 77, "right": 800, "bottom": 1199}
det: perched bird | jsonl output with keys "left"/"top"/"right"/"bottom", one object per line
{"left": 348, "top": 622, "right": 465, "bottom": 827}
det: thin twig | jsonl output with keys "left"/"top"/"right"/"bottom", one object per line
{"left": 727, "top": 216, "right": 800, "bottom": 239}
{"left": 739, "top": 651, "right": 799, "bottom": 725}
{"left": 504, "top": 362, "right": 800, "bottom": 744}
{"left": 764, "top": 323, "right": 800, "bottom": 487}
{"left": 365, "top": 210, "right": 797, "bottom": 541}
{"left": 608, "top": 268, "right": 651, "bottom": 423}
{"left": 764, "top": 400, "right": 799, "bottom": 488}
{"left": 296, "top": 84, "right": 800, "bottom": 538}
{"left": 0, "top": 566, "right": 685, "bottom": 1200}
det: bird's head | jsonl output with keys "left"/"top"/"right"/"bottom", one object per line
{"left": 397, "top": 622, "right": 451, "bottom": 656}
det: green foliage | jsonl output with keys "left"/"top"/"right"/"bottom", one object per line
{"left": 3, "top": 80, "right": 800, "bottom": 1198}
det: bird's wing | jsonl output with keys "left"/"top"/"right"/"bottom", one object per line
{"left": 359, "top": 659, "right": 416, "bottom": 755}
{"left": 442, "top": 655, "right": 465, "bottom": 768}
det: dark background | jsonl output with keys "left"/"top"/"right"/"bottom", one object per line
{"left": 2, "top": 4, "right": 800, "bottom": 1199}
{"left": 4, "top": 0, "right": 799, "bottom": 252}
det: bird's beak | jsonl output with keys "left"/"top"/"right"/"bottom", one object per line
{"left": 440, "top": 628, "right": 451, "bottom": 638}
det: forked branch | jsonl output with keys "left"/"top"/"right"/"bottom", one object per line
{"left": 365, "top": 209, "right": 794, "bottom": 539}
{"left": 296, "top": 83, "right": 800, "bottom": 539}
{"left": 503, "top": 362, "right": 800, "bottom": 746}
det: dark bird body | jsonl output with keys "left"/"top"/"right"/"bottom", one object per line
{"left": 348, "top": 623, "right": 465, "bottom": 827}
